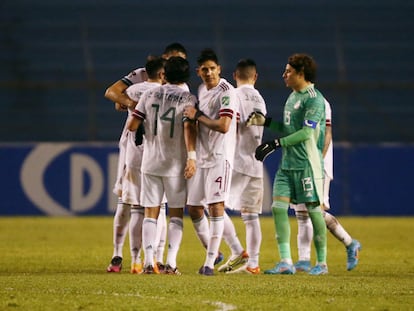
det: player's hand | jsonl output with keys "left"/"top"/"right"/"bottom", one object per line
{"left": 246, "top": 111, "right": 271, "bottom": 127}
{"left": 127, "top": 100, "right": 138, "bottom": 110}
{"left": 183, "top": 106, "right": 196, "bottom": 120}
{"left": 184, "top": 106, "right": 204, "bottom": 121}
{"left": 115, "top": 102, "right": 128, "bottom": 111}
{"left": 255, "top": 139, "right": 280, "bottom": 162}
{"left": 184, "top": 159, "right": 196, "bottom": 179}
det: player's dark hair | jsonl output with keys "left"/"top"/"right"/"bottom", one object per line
{"left": 163, "top": 42, "right": 187, "bottom": 57}
{"left": 164, "top": 56, "right": 190, "bottom": 84}
{"left": 235, "top": 58, "right": 257, "bottom": 80}
{"left": 145, "top": 56, "right": 166, "bottom": 80}
{"left": 288, "top": 53, "right": 317, "bottom": 83}
{"left": 197, "top": 48, "right": 219, "bottom": 65}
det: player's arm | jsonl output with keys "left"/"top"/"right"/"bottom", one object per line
{"left": 322, "top": 124, "right": 332, "bottom": 158}
{"left": 105, "top": 80, "right": 136, "bottom": 110}
{"left": 255, "top": 96, "right": 325, "bottom": 161}
{"left": 126, "top": 110, "right": 143, "bottom": 132}
{"left": 279, "top": 125, "right": 315, "bottom": 147}
{"left": 197, "top": 114, "right": 232, "bottom": 133}
{"left": 281, "top": 96, "right": 325, "bottom": 146}
{"left": 183, "top": 119, "right": 197, "bottom": 179}
{"left": 254, "top": 122, "right": 316, "bottom": 162}
{"left": 246, "top": 111, "right": 284, "bottom": 133}
{"left": 183, "top": 106, "right": 232, "bottom": 133}
{"left": 114, "top": 102, "right": 127, "bottom": 112}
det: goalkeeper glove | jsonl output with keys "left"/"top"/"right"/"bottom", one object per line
{"left": 246, "top": 111, "right": 272, "bottom": 127}
{"left": 255, "top": 139, "right": 280, "bottom": 162}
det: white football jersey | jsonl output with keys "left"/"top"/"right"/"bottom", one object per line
{"left": 197, "top": 78, "right": 239, "bottom": 168}
{"left": 324, "top": 99, "right": 333, "bottom": 180}
{"left": 121, "top": 67, "right": 147, "bottom": 86}
{"left": 118, "top": 81, "right": 162, "bottom": 140}
{"left": 233, "top": 84, "right": 267, "bottom": 177}
{"left": 133, "top": 84, "right": 197, "bottom": 176}
{"left": 113, "top": 67, "right": 149, "bottom": 194}
{"left": 116, "top": 67, "right": 148, "bottom": 143}
{"left": 126, "top": 81, "right": 161, "bottom": 101}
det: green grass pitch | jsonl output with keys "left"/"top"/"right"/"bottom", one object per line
{"left": 0, "top": 216, "right": 413, "bottom": 310}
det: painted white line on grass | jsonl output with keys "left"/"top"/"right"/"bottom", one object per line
{"left": 111, "top": 293, "right": 145, "bottom": 298}
{"left": 203, "top": 300, "right": 237, "bottom": 311}
{"left": 93, "top": 291, "right": 147, "bottom": 298}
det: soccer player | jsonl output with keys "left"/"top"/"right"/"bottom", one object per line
{"left": 183, "top": 48, "right": 239, "bottom": 276}
{"left": 221, "top": 59, "right": 267, "bottom": 275}
{"left": 121, "top": 56, "right": 166, "bottom": 273}
{"left": 104, "top": 43, "right": 188, "bottom": 273}
{"left": 247, "top": 53, "right": 328, "bottom": 275}
{"left": 127, "top": 56, "right": 197, "bottom": 275}
{"left": 291, "top": 99, "right": 361, "bottom": 272}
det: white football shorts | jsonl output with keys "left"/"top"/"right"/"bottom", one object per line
{"left": 141, "top": 173, "right": 186, "bottom": 208}
{"left": 187, "top": 160, "right": 232, "bottom": 206}
{"left": 227, "top": 170, "right": 263, "bottom": 213}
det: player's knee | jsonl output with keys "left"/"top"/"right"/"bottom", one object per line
{"left": 114, "top": 204, "right": 131, "bottom": 225}
{"left": 324, "top": 211, "right": 338, "bottom": 231}
{"left": 188, "top": 206, "right": 205, "bottom": 221}
{"left": 295, "top": 210, "right": 310, "bottom": 222}
{"left": 241, "top": 212, "right": 258, "bottom": 223}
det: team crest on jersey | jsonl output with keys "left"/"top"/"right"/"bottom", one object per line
{"left": 222, "top": 96, "right": 230, "bottom": 106}
{"left": 294, "top": 101, "right": 301, "bottom": 109}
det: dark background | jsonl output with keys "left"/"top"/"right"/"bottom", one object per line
{"left": 1, "top": 0, "right": 413, "bottom": 143}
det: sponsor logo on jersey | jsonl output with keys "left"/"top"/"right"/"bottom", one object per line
{"left": 304, "top": 119, "right": 317, "bottom": 129}
{"left": 294, "top": 101, "right": 301, "bottom": 109}
{"left": 222, "top": 96, "right": 230, "bottom": 106}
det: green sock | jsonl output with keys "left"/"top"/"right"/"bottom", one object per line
{"left": 308, "top": 206, "right": 327, "bottom": 264}
{"left": 271, "top": 201, "right": 291, "bottom": 261}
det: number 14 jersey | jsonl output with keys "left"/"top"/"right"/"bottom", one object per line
{"left": 132, "top": 83, "right": 197, "bottom": 177}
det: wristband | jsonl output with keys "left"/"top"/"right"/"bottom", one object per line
{"left": 187, "top": 151, "right": 197, "bottom": 160}
{"left": 194, "top": 109, "right": 204, "bottom": 120}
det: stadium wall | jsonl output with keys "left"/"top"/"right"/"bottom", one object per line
{"left": 0, "top": 143, "right": 411, "bottom": 216}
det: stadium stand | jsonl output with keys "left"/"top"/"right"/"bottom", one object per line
{"left": 1, "top": 0, "right": 413, "bottom": 142}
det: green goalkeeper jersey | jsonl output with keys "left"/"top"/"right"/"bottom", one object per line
{"left": 278, "top": 84, "right": 325, "bottom": 172}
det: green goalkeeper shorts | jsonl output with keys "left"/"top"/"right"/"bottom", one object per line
{"left": 273, "top": 166, "right": 323, "bottom": 205}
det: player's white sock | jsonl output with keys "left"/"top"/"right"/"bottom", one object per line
{"left": 296, "top": 211, "right": 312, "bottom": 261}
{"left": 129, "top": 206, "right": 144, "bottom": 264}
{"left": 223, "top": 211, "right": 244, "bottom": 258}
{"left": 242, "top": 212, "right": 261, "bottom": 268}
{"left": 112, "top": 201, "right": 130, "bottom": 258}
{"left": 142, "top": 217, "right": 157, "bottom": 267}
{"left": 204, "top": 215, "right": 224, "bottom": 268}
{"left": 192, "top": 214, "right": 209, "bottom": 249}
{"left": 166, "top": 217, "right": 183, "bottom": 269}
{"left": 154, "top": 204, "right": 167, "bottom": 264}
{"left": 324, "top": 212, "right": 353, "bottom": 246}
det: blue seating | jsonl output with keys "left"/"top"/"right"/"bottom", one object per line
{"left": 1, "top": 0, "right": 413, "bottom": 142}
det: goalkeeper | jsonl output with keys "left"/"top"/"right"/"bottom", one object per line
{"left": 247, "top": 53, "right": 328, "bottom": 275}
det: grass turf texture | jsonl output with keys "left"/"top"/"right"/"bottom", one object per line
{"left": 0, "top": 216, "right": 413, "bottom": 311}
